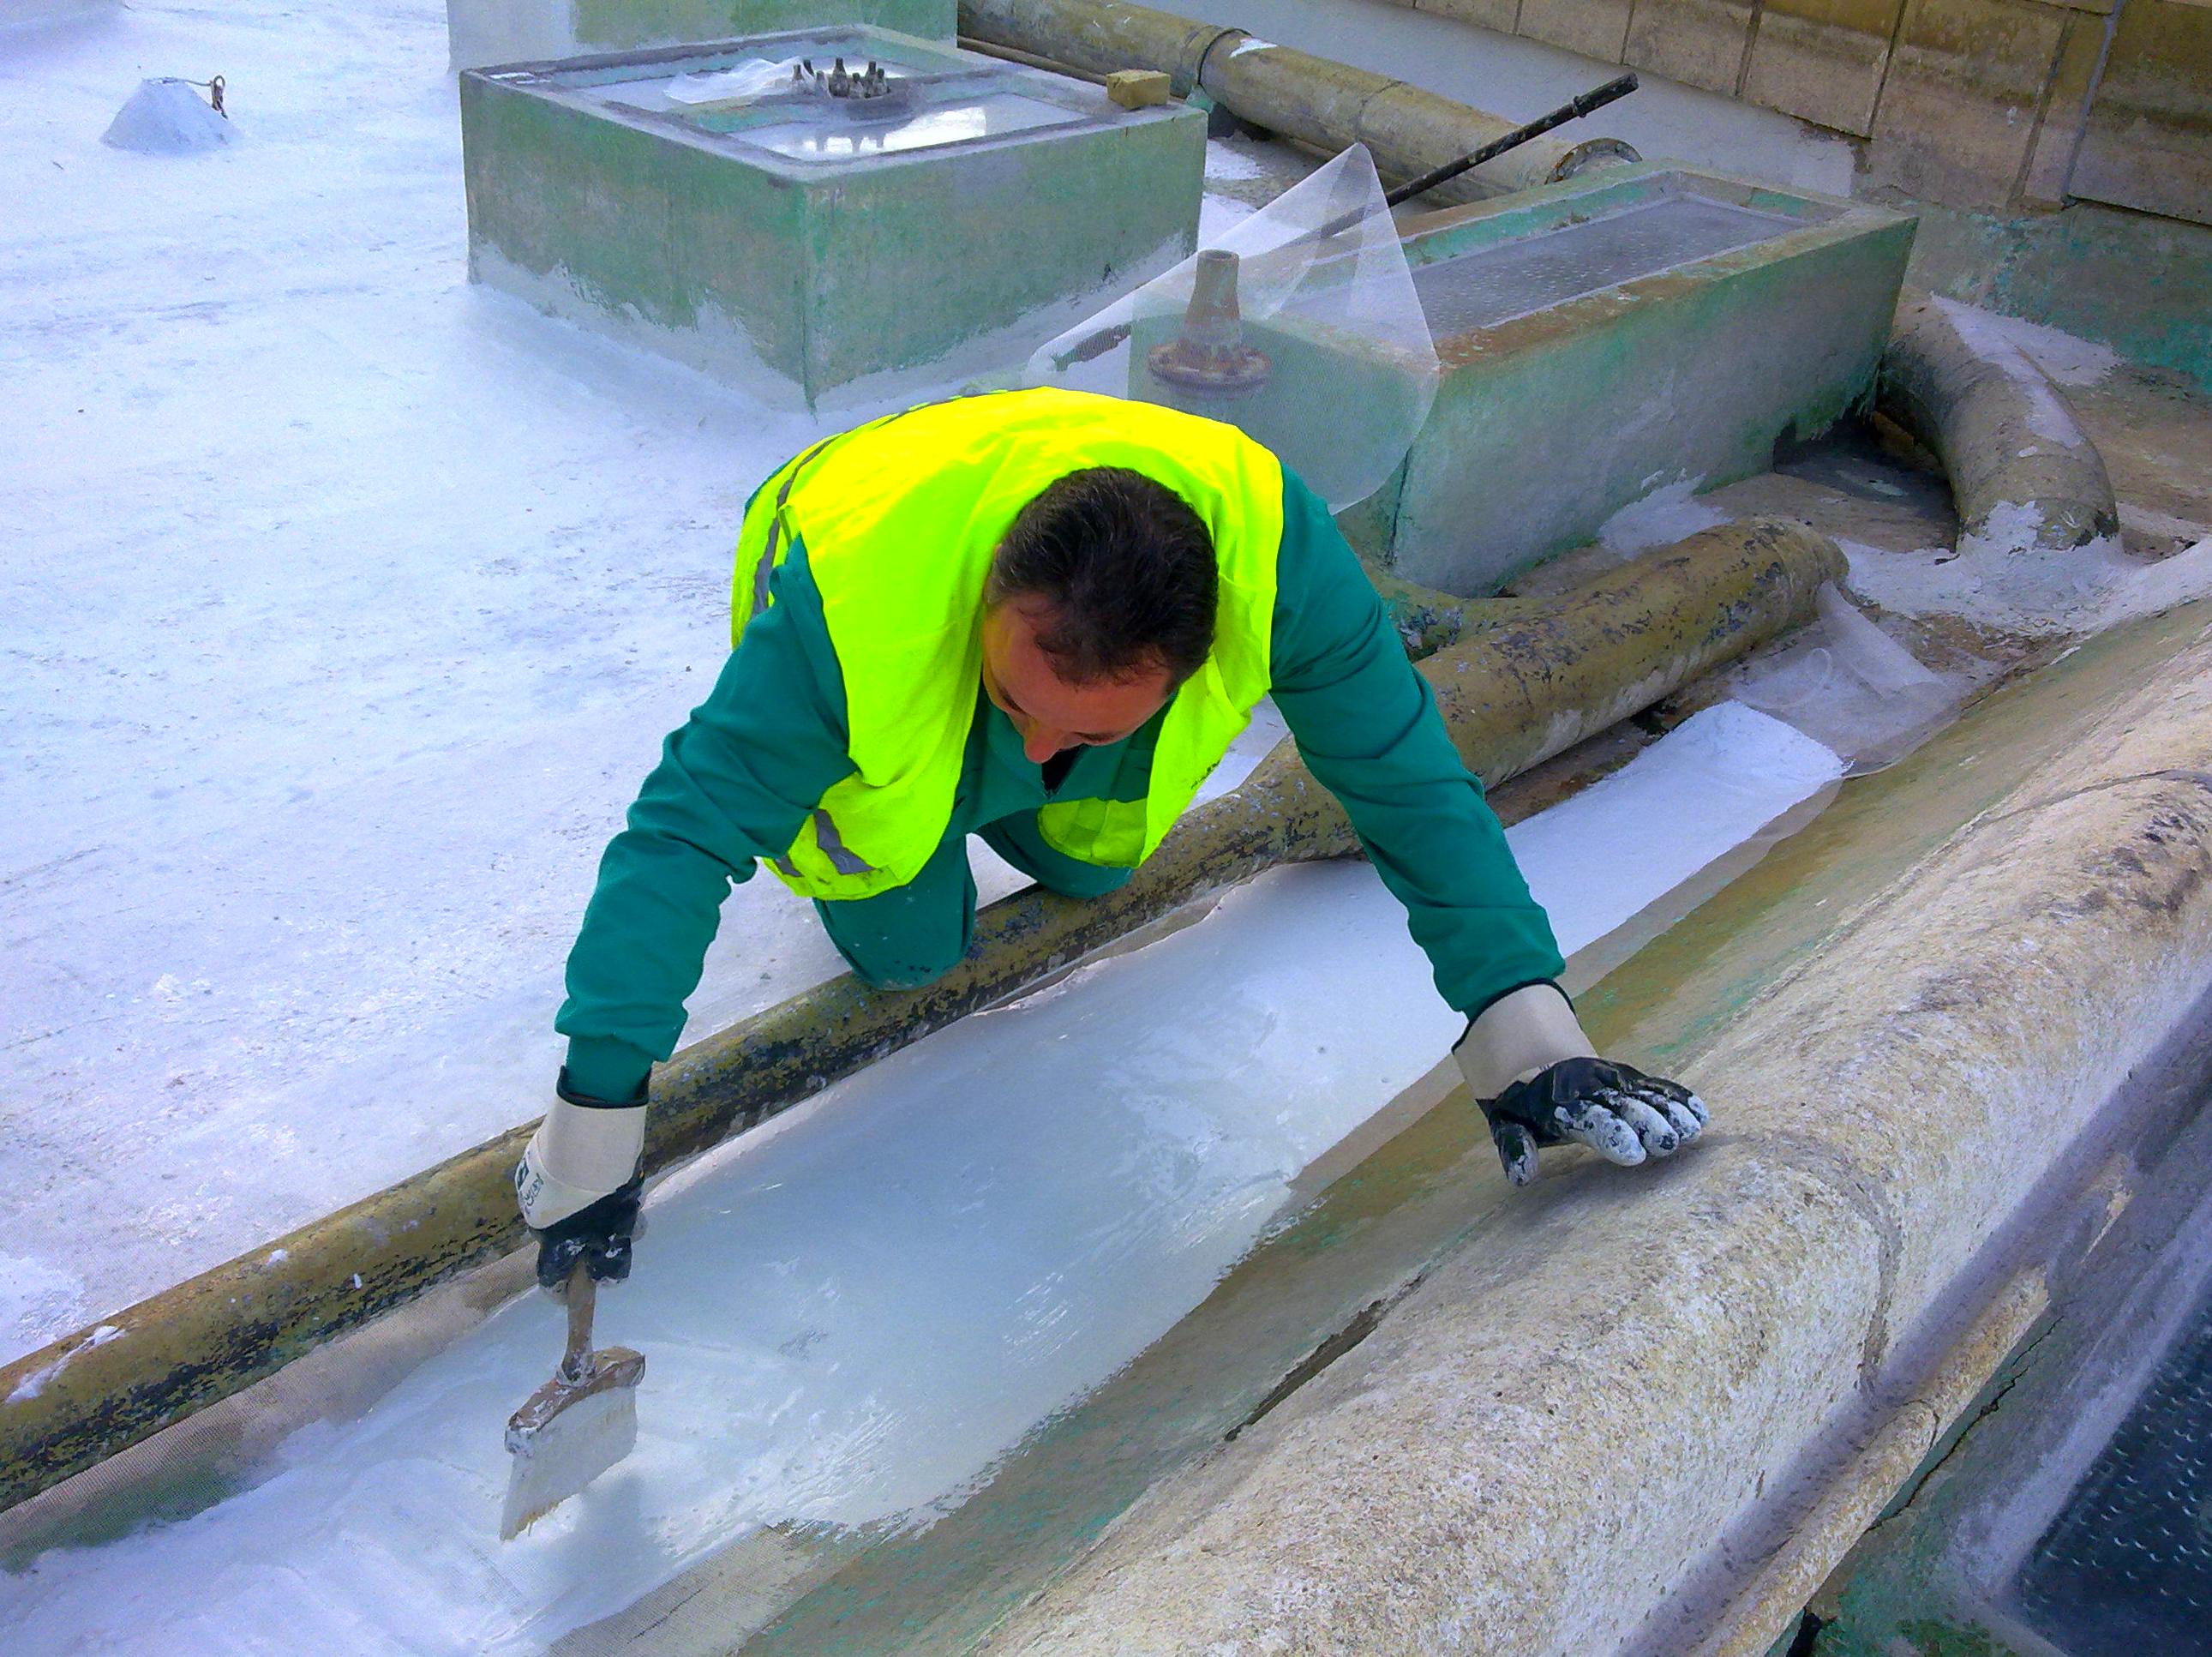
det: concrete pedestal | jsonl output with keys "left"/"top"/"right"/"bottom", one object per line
{"left": 460, "top": 28, "right": 1203, "bottom": 404}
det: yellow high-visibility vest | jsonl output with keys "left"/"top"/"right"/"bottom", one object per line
{"left": 730, "top": 388, "right": 1285, "bottom": 900}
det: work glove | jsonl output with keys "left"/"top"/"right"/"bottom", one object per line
{"left": 1454, "top": 984, "right": 1708, "bottom": 1187}
{"left": 514, "top": 1069, "right": 647, "bottom": 1289}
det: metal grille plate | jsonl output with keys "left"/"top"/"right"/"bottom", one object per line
{"left": 2016, "top": 1277, "right": 2212, "bottom": 1655}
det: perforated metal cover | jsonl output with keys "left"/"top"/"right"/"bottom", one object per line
{"left": 1408, "top": 194, "right": 1801, "bottom": 337}
{"left": 2015, "top": 1279, "right": 2212, "bottom": 1655}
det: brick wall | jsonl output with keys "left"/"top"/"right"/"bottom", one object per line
{"left": 1390, "top": 0, "right": 2211, "bottom": 222}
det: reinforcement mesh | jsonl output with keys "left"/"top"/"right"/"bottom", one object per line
{"left": 1025, "top": 145, "right": 1436, "bottom": 512}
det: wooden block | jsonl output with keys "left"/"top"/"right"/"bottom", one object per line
{"left": 1623, "top": 0, "right": 1757, "bottom": 97}
{"left": 1515, "top": 0, "right": 1633, "bottom": 62}
{"left": 1106, "top": 69, "right": 1172, "bottom": 110}
{"left": 1741, "top": 0, "right": 1906, "bottom": 137}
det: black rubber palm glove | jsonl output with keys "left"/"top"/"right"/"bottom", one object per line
{"left": 525, "top": 1174, "right": 644, "bottom": 1289}
{"left": 514, "top": 1068, "right": 647, "bottom": 1289}
{"left": 1454, "top": 984, "right": 1709, "bottom": 1187}
{"left": 1479, "top": 1056, "right": 1709, "bottom": 1188}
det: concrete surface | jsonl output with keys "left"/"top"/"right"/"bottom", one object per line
{"left": 1112, "top": 0, "right": 1860, "bottom": 195}
{"left": 2067, "top": 0, "right": 2212, "bottom": 228}
{"left": 1355, "top": 0, "right": 2210, "bottom": 226}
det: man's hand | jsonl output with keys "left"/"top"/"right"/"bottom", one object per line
{"left": 515, "top": 1071, "right": 647, "bottom": 1288}
{"left": 1454, "top": 985, "right": 1708, "bottom": 1187}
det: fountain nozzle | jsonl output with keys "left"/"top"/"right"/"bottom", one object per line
{"left": 1145, "top": 249, "right": 1272, "bottom": 396}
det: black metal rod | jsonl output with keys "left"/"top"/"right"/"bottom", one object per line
{"left": 1300, "top": 71, "right": 1641, "bottom": 244}
{"left": 1383, "top": 72, "right": 1639, "bottom": 207}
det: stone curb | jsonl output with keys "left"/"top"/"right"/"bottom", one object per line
{"left": 980, "top": 618, "right": 2212, "bottom": 1656}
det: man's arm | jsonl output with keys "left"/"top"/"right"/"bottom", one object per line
{"left": 1267, "top": 471, "right": 1564, "bottom": 1018}
{"left": 1268, "top": 471, "right": 1705, "bottom": 1184}
{"left": 519, "top": 543, "right": 855, "bottom": 1289}
{"left": 554, "top": 540, "right": 855, "bottom": 1102}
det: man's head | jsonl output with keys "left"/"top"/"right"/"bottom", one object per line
{"left": 981, "top": 466, "right": 1217, "bottom": 765}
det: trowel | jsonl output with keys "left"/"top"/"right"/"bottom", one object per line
{"left": 499, "top": 1264, "right": 645, "bottom": 1538}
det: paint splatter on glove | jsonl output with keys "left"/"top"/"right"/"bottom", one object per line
{"left": 515, "top": 1069, "right": 647, "bottom": 1288}
{"left": 1454, "top": 984, "right": 1709, "bottom": 1187}
{"left": 525, "top": 1174, "right": 644, "bottom": 1289}
{"left": 1477, "top": 1056, "right": 1709, "bottom": 1188}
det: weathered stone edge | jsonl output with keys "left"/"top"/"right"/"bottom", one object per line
{"left": 980, "top": 616, "right": 2212, "bottom": 1657}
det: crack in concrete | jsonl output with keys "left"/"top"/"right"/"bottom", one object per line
{"left": 1224, "top": 1270, "right": 1430, "bottom": 1444}
{"left": 1884, "top": 1320, "right": 2056, "bottom": 1524}
{"left": 1737, "top": 1131, "right": 1905, "bottom": 1384}
{"left": 1975, "top": 767, "right": 2212, "bottom": 833}
{"left": 626, "top": 1579, "right": 710, "bottom": 1642}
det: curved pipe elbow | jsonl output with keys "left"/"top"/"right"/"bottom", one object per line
{"left": 1879, "top": 289, "right": 2119, "bottom": 551}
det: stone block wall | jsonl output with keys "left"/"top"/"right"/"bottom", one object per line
{"left": 1387, "top": 0, "right": 2212, "bottom": 224}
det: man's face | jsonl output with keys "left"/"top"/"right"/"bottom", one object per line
{"left": 980, "top": 596, "right": 1177, "bottom": 765}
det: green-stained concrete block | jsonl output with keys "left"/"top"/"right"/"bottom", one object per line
{"left": 1126, "top": 309, "right": 1436, "bottom": 515}
{"left": 1374, "top": 165, "right": 1915, "bottom": 595}
{"left": 459, "top": 29, "right": 1202, "bottom": 405}
{"left": 1906, "top": 196, "right": 2212, "bottom": 396}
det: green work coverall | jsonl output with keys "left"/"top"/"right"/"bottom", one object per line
{"left": 557, "top": 469, "right": 1563, "bottom": 1102}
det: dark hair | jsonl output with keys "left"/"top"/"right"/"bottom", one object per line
{"left": 986, "top": 466, "right": 1218, "bottom": 685}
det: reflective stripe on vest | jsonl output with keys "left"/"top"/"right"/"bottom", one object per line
{"left": 730, "top": 388, "right": 1284, "bottom": 901}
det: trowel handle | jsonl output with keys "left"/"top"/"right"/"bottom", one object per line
{"left": 560, "top": 1265, "right": 597, "bottom": 1381}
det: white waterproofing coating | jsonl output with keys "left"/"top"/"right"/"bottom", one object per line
{"left": 1025, "top": 145, "right": 1438, "bottom": 510}
{"left": 1598, "top": 476, "right": 1733, "bottom": 561}
{"left": 1732, "top": 584, "right": 1965, "bottom": 774}
{"left": 3, "top": 0, "right": 119, "bottom": 29}
{"left": 1, "top": 706, "right": 1841, "bottom": 1656}
{"left": 1846, "top": 531, "right": 2212, "bottom": 636}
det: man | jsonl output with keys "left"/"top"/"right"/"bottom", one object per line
{"left": 514, "top": 389, "right": 1706, "bottom": 1288}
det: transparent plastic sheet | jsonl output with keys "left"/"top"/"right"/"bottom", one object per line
{"left": 1024, "top": 146, "right": 1438, "bottom": 512}
{"left": 1731, "top": 585, "right": 1965, "bottom": 775}
{"left": 662, "top": 59, "right": 806, "bottom": 105}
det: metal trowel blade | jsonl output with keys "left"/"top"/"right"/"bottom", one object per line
{"left": 499, "top": 1344, "right": 645, "bottom": 1539}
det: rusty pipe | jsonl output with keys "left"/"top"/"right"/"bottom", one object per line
{"left": 956, "top": 0, "right": 1639, "bottom": 201}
